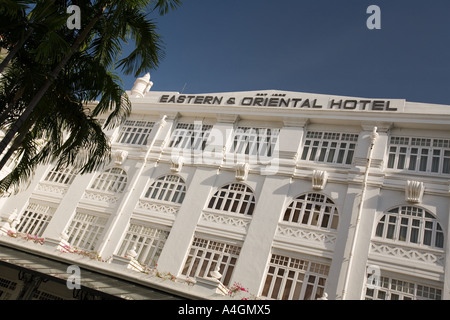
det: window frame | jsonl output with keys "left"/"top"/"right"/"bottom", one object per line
{"left": 374, "top": 205, "right": 444, "bottom": 249}
{"left": 207, "top": 182, "right": 256, "bottom": 216}
{"left": 168, "top": 122, "right": 213, "bottom": 152}
{"left": 114, "top": 120, "right": 155, "bottom": 146}
{"left": 282, "top": 192, "right": 339, "bottom": 231}
{"left": 365, "top": 274, "right": 442, "bottom": 300}
{"left": 89, "top": 167, "right": 128, "bottom": 194}
{"left": 261, "top": 253, "right": 329, "bottom": 300}
{"left": 143, "top": 174, "right": 187, "bottom": 205}
{"left": 230, "top": 126, "right": 280, "bottom": 158}
{"left": 181, "top": 236, "right": 241, "bottom": 286}
{"left": 386, "top": 136, "right": 450, "bottom": 175}
{"left": 117, "top": 222, "right": 170, "bottom": 267}
{"left": 65, "top": 211, "right": 108, "bottom": 251}
{"left": 17, "top": 203, "right": 55, "bottom": 237}
{"left": 43, "top": 166, "right": 77, "bottom": 185}
{"left": 300, "top": 131, "right": 359, "bottom": 165}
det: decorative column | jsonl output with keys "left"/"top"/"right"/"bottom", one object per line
{"left": 98, "top": 114, "right": 169, "bottom": 259}
{"left": 329, "top": 123, "right": 391, "bottom": 300}
{"left": 156, "top": 167, "right": 217, "bottom": 275}
{"left": 229, "top": 175, "right": 292, "bottom": 295}
{"left": 40, "top": 170, "right": 97, "bottom": 247}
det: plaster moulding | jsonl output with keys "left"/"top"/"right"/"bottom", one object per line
{"left": 235, "top": 162, "right": 249, "bottom": 181}
{"left": 170, "top": 156, "right": 184, "bottom": 173}
{"left": 312, "top": 170, "right": 328, "bottom": 190}
{"left": 405, "top": 180, "right": 424, "bottom": 203}
{"left": 114, "top": 150, "right": 128, "bottom": 165}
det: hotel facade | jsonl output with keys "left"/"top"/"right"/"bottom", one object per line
{"left": 0, "top": 74, "right": 449, "bottom": 300}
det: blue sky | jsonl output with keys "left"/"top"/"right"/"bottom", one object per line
{"left": 120, "top": 0, "right": 450, "bottom": 105}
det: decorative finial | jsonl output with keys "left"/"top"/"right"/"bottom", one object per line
{"left": 131, "top": 73, "right": 153, "bottom": 97}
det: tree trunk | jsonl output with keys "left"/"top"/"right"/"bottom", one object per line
{"left": 0, "top": 27, "right": 34, "bottom": 74}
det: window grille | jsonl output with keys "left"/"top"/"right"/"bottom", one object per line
{"left": 43, "top": 166, "right": 76, "bottom": 185}
{"left": 32, "top": 290, "right": 64, "bottom": 300}
{"left": 282, "top": 193, "right": 339, "bottom": 230}
{"left": 207, "top": 183, "right": 256, "bottom": 216}
{"left": 90, "top": 167, "right": 127, "bottom": 193}
{"left": 301, "top": 131, "right": 358, "bottom": 165}
{"left": 17, "top": 203, "right": 55, "bottom": 236}
{"left": 115, "top": 120, "right": 155, "bottom": 145}
{"left": 375, "top": 206, "right": 444, "bottom": 249}
{"left": 168, "top": 122, "right": 213, "bottom": 151}
{"left": 261, "top": 254, "right": 329, "bottom": 300}
{"left": 0, "top": 277, "right": 17, "bottom": 300}
{"left": 144, "top": 175, "right": 186, "bottom": 204}
{"left": 231, "top": 127, "right": 279, "bottom": 157}
{"left": 365, "top": 275, "right": 442, "bottom": 300}
{"left": 117, "top": 223, "right": 170, "bottom": 267}
{"left": 65, "top": 212, "right": 108, "bottom": 251}
{"left": 181, "top": 237, "right": 241, "bottom": 286}
{"left": 387, "top": 136, "right": 450, "bottom": 174}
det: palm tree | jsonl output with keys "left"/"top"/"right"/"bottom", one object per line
{"left": 0, "top": 51, "right": 130, "bottom": 194}
{"left": 0, "top": 0, "right": 181, "bottom": 194}
{"left": 0, "top": 0, "right": 65, "bottom": 74}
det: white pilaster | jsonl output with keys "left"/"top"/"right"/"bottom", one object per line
{"left": 156, "top": 167, "right": 216, "bottom": 275}
{"left": 229, "top": 175, "right": 291, "bottom": 295}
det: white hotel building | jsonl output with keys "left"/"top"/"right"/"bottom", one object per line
{"left": 0, "top": 74, "right": 449, "bottom": 300}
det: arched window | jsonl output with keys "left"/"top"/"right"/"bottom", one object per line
{"left": 207, "top": 183, "right": 256, "bottom": 216}
{"left": 143, "top": 174, "right": 186, "bottom": 204}
{"left": 282, "top": 193, "right": 339, "bottom": 230}
{"left": 90, "top": 167, "right": 127, "bottom": 193}
{"left": 43, "top": 166, "right": 76, "bottom": 185}
{"left": 375, "top": 205, "right": 444, "bottom": 249}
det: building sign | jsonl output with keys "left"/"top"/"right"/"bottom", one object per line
{"left": 159, "top": 93, "right": 403, "bottom": 112}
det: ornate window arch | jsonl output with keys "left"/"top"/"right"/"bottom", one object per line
{"left": 143, "top": 174, "right": 187, "bottom": 204}
{"left": 90, "top": 167, "right": 127, "bottom": 193}
{"left": 374, "top": 205, "right": 444, "bottom": 249}
{"left": 207, "top": 183, "right": 256, "bottom": 216}
{"left": 43, "top": 166, "right": 77, "bottom": 185}
{"left": 282, "top": 192, "right": 339, "bottom": 230}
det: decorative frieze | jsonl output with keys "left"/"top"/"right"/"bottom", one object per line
{"left": 82, "top": 191, "right": 119, "bottom": 204}
{"left": 36, "top": 183, "right": 68, "bottom": 196}
{"left": 276, "top": 224, "right": 337, "bottom": 249}
{"left": 370, "top": 241, "right": 444, "bottom": 267}
{"left": 136, "top": 200, "right": 180, "bottom": 215}
{"left": 200, "top": 211, "right": 251, "bottom": 232}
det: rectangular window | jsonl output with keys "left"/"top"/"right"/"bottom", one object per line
{"left": 169, "top": 123, "right": 213, "bottom": 151}
{"left": 387, "top": 136, "right": 450, "bottom": 174}
{"left": 65, "top": 212, "right": 108, "bottom": 251}
{"left": 0, "top": 277, "right": 18, "bottom": 300}
{"left": 261, "top": 254, "right": 329, "bottom": 300}
{"left": 231, "top": 127, "right": 280, "bottom": 158}
{"left": 115, "top": 120, "right": 155, "bottom": 145}
{"left": 117, "top": 223, "right": 169, "bottom": 267}
{"left": 365, "top": 275, "right": 442, "bottom": 300}
{"left": 17, "top": 203, "right": 55, "bottom": 237}
{"left": 181, "top": 237, "right": 241, "bottom": 286}
{"left": 301, "top": 131, "right": 358, "bottom": 165}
